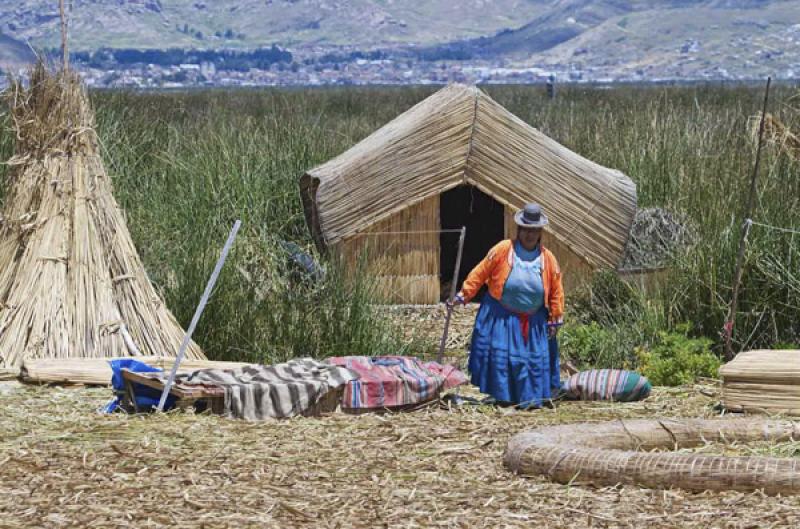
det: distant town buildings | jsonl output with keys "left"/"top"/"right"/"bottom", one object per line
{"left": 5, "top": 30, "right": 799, "bottom": 90}
{"left": 73, "top": 57, "right": 797, "bottom": 90}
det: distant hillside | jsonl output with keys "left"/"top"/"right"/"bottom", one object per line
{"left": 517, "top": 0, "right": 800, "bottom": 79}
{"left": 0, "top": 32, "right": 34, "bottom": 73}
{"left": 425, "top": 0, "right": 639, "bottom": 58}
{"left": 0, "top": 0, "right": 547, "bottom": 51}
{"left": 417, "top": 0, "right": 800, "bottom": 79}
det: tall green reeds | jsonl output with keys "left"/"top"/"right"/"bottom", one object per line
{"left": 1, "top": 83, "right": 798, "bottom": 363}
{"left": 485, "top": 84, "right": 800, "bottom": 352}
{"left": 89, "top": 88, "right": 430, "bottom": 363}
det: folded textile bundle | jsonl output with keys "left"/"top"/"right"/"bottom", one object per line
{"left": 172, "top": 358, "right": 357, "bottom": 420}
{"left": 327, "top": 356, "right": 468, "bottom": 411}
{"left": 560, "top": 369, "right": 651, "bottom": 402}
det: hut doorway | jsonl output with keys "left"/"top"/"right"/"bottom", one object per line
{"left": 440, "top": 185, "right": 505, "bottom": 301}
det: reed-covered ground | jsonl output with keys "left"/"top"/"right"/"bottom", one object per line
{"left": 1, "top": 83, "right": 798, "bottom": 366}
{"left": 7, "top": 378, "right": 800, "bottom": 529}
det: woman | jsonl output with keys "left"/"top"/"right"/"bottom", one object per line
{"left": 451, "top": 203, "right": 564, "bottom": 409}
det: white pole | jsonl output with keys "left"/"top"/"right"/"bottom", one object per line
{"left": 119, "top": 323, "right": 142, "bottom": 357}
{"left": 156, "top": 220, "right": 242, "bottom": 412}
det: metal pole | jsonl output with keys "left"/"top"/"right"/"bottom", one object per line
{"left": 724, "top": 77, "right": 771, "bottom": 361}
{"left": 437, "top": 226, "right": 466, "bottom": 363}
{"left": 59, "top": 0, "right": 68, "bottom": 69}
{"left": 156, "top": 220, "right": 242, "bottom": 412}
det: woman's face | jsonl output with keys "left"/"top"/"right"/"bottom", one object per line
{"left": 517, "top": 227, "right": 542, "bottom": 250}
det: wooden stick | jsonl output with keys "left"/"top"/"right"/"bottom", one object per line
{"left": 724, "top": 77, "right": 771, "bottom": 361}
{"left": 59, "top": 0, "right": 68, "bottom": 69}
{"left": 437, "top": 226, "right": 466, "bottom": 363}
{"left": 157, "top": 220, "right": 242, "bottom": 412}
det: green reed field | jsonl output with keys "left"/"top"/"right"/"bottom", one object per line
{"left": 1, "top": 84, "right": 798, "bottom": 370}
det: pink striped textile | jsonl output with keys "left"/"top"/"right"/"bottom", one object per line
{"left": 326, "top": 356, "right": 468, "bottom": 411}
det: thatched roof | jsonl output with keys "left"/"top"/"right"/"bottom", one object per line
{"left": 301, "top": 84, "right": 637, "bottom": 269}
{"left": 0, "top": 65, "right": 204, "bottom": 370}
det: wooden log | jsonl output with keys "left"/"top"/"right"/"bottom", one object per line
{"left": 20, "top": 357, "right": 256, "bottom": 386}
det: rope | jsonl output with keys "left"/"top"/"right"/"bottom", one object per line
{"left": 463, "top": 87, "right": 481, "bottom": 184}
{"left": 747, "top": 218, "right": 800, "bottom": 236}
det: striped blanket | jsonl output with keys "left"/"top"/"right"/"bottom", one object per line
{"left": 327, "top": 356, "right": 468, "bottom": 411}
{"left": 560, "top": 369, "right": 652, "bottom": 402}
{"left": 173, "top": 358, "right": 357, "bottom": 420}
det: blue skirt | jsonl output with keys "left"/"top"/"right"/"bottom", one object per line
{"left": 468, "top": 295, "right": 560, "bottom": 407}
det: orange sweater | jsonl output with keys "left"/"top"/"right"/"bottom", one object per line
{"left": 458, "top": 240, "right": 564, "bottom": 324}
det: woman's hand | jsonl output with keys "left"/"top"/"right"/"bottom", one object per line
{"left": 447, "top": 292, "right": 465, "bottom": 309}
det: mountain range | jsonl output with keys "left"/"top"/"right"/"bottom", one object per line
{"left": 0, "top": 0, "right": 546, "bottom": 51}
{"left": 423, "top": 0, "right": 800, "bottom": 79}
{"left": 0, "top": 0, "right": 798, "bottom": 80}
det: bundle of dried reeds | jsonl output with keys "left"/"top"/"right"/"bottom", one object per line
{"left": 761, "top": 113, "right": 800, "bottom": 161}
{"left": 20, "top": 356, "right": 254, "bottom": 386}
{"left": 0, "top": 64, "right": 204, "bottom": 370}
{"left": 720, "top": 349, "right": 800, "bottom": 414}
{"left": 505, "top": 418, "right": 800, "bottom": 494}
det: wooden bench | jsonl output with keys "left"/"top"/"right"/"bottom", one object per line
{"left": 120, "top": 369, "right": 226, "bottom": 414}
{"left": 120, "top": 368, "right": 345, "bottom": 417}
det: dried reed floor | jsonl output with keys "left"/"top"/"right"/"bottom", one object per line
{"left": 2, "top": 381, "right": 800, "bottom": 528}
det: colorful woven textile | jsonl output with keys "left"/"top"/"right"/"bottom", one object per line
{"left": 561, "top": 369, "right": 652, "bottom": 402}
{"left": 327, "top": 356, "right": 468, "bottom": 411}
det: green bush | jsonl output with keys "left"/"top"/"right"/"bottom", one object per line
{"left": 635, "top": 324, "right": 720, "bottom": 386}
{"left": 560, "top": 322, "right": 631, "bottom": 369}
{"left": 561, "top": 270, "right": 671, "bottom": 370}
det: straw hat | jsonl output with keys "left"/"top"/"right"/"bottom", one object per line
{"left": 513, "top": 203, "right": 549, "bottom": 228}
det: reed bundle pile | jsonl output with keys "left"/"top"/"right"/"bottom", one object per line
{"left": 505, "top": 417, "right": 800, "bottom": 494}
{"left": 619, "top": 207, "right": 694, "bottom": 271}
{"left": 761, "top": 113, "right": 800, "bottom": 161}
{"left": 20, "top": 356, "right": 253, "bottom": 386}
{"left": 720, "top": 349, "right": 800, "bottom": 414}
{"left": 0, "top": 64, "right": 204, "bottom": 370}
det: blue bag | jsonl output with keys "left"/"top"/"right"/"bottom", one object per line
{"left": 102, "top": 359, "right": 176, "bottom": 413}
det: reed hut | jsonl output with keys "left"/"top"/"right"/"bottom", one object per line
{"left": 0, "top": 64, "right": 204, "bottom": 371}
{"left": 300, "top": 84, "right": 637, "bottom": 304}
